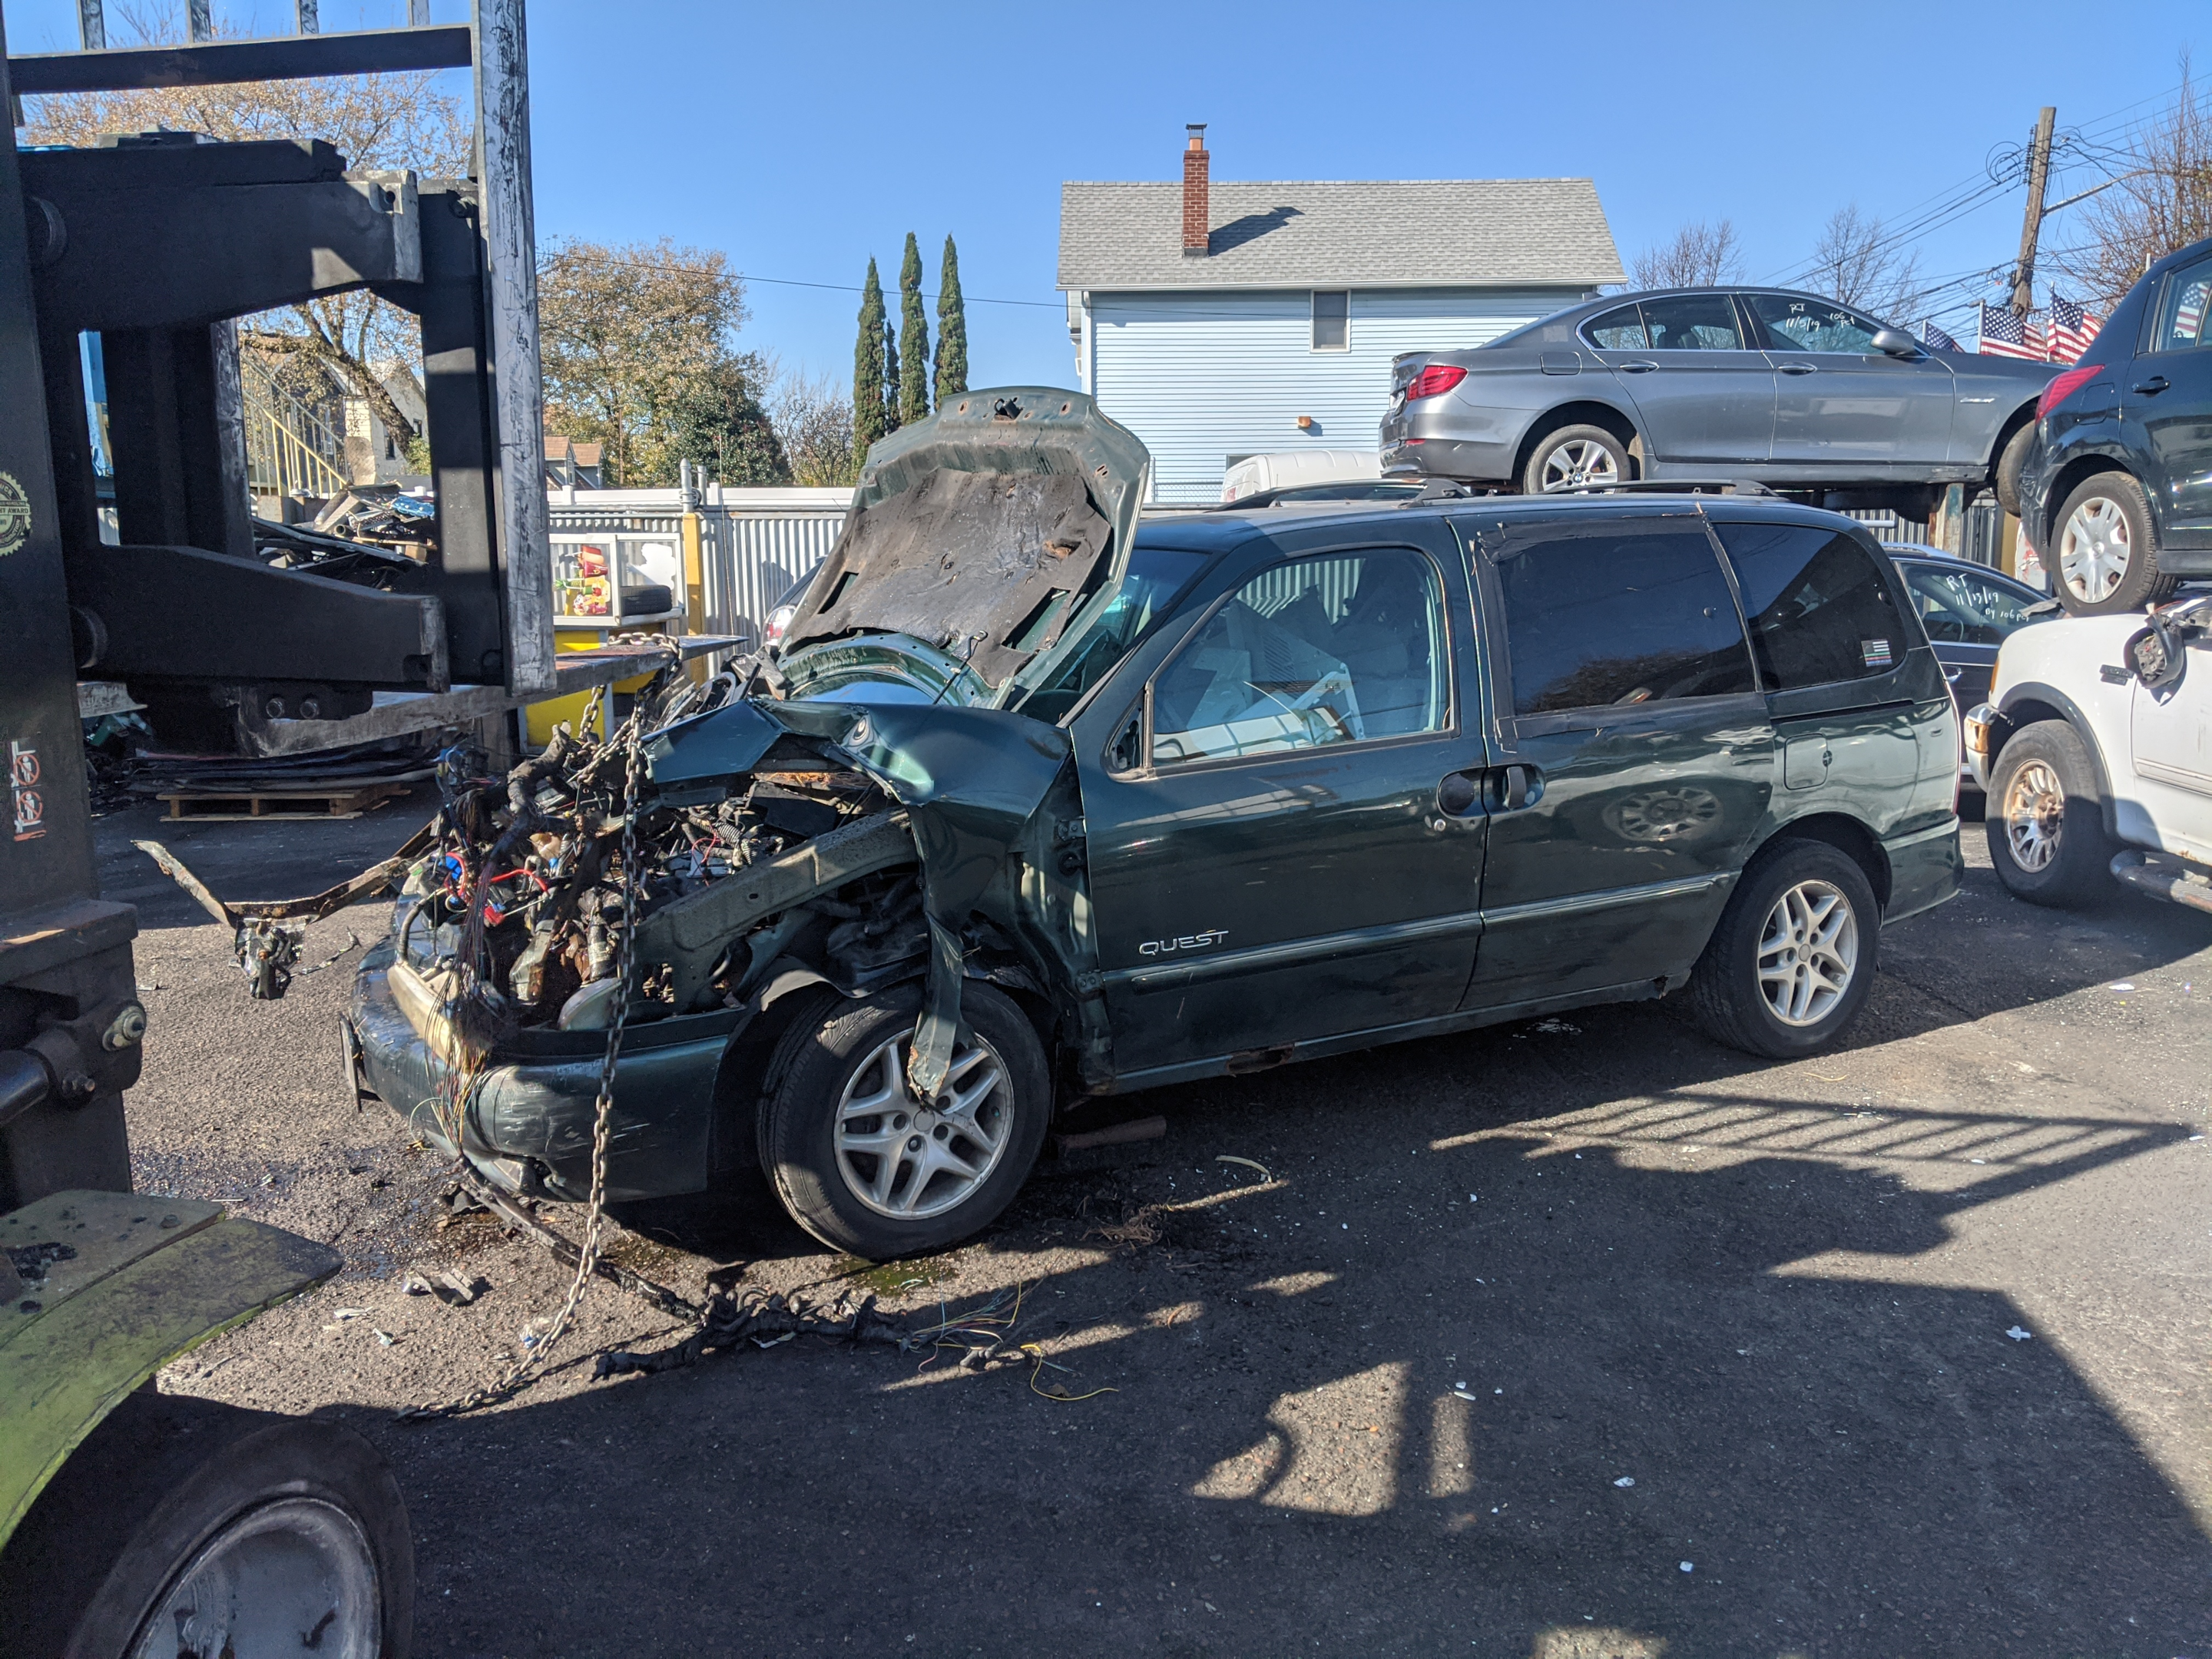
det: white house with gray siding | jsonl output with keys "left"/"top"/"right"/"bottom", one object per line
{"left": 1059, "top": 130, "right": 1625, "bottom": 502}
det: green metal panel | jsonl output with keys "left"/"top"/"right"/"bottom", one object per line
{"left": 0, "top": 1191, "right": 340, "bottom": 1548}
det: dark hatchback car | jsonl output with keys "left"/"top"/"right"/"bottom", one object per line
{"left": 1382, "top": 286, "right": 2055, "bottom": 509}
{"left": 349, "top": 392, "right": 1961, "bottom": 1260}
{"left": 2018, "top": 233, "right": 2212, "bottom": 614}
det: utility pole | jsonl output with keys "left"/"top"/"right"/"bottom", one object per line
{"left": 2009, "top": 106, "right": 2057, "bottom": 316}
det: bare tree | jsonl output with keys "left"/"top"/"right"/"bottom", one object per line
{"left": 767, "top": 367, "right": 858, "bottom": 488}
{"left": 1804, "top": 204, "right": 1926, "bottom": 323}
{"left": 2051, "top": 60, "right": 2212, "bottom": 306}
{"left": 1629, "top": 220, "right": 1745, "bottom": 290}
{"left": 19, "top": 5, "right": 467, "bottom": 459}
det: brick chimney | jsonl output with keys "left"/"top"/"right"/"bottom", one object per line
{"left": 1181, "top": 124, "right": 1209, "bottom": 257}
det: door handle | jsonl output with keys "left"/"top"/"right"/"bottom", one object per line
{"left": 2133, "top": 376, "right": 2170, "bottom": 395}
{"left": 1491, "top": 763, "right": 1544, "bottom": 811}
{"left": 1618, "top": 359, "right": 1659, "bottom": 373}
{"left": 1945, "top": 668, "right": 1962, "bottom": 684}
{"left": 1777, "top": 362, "right": 1817, "bottom": 376}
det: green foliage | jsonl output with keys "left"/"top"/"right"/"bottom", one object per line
{"left": 933, "top": 235, "right": 968, "bottom": 405}
{"left": 898, "top": 231, "right": 930, "bottom": 426}
{"left": 882, "top": 315, "right": 901, "bottom": 437}
{"left": 853, "top": 258, "right": 887, "bottom": 453}
{"left": 660, "top": 354, "right": 790, "bottom": 486}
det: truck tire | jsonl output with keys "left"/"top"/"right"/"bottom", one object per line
{"left": 1523, "top": 425, "right": 1632, "bottom": 494}
{"left": 1984, "top": 720, "right": 2114, "bottom": 907}
{"left": 1993, "top": 422, "right": 2034, "bottom": 518}
{"left": 0, "top": 1390, "right": 412, "bottom": 1659}
{"left": 1689, "top": 840, "right": 1879, "bottom": 1059}
{"left": 2051, "top": 472, "right": 2179, "bottom": 615}
{"left": 759, "top": 981, "right": 1049, "bottom": 1258}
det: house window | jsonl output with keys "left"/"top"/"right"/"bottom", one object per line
{"left": 1311, "top": 291, "right": 1349, "bottom": 352}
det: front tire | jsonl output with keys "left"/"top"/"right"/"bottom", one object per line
{"left": 1984, "top": 720, "right": 2114, "bottom": 906}
{"left": 2051, "top": 472, "right": 2177, "bottom": 614}
{"left": 1523, "top": 424, "right": 1632, "bottom": 495}
{"left": 1690, "top": 841, "right": 1879, "bottom": 1059}
{"left": 759, "top": 982, "right": 1049, "bottom": 1257}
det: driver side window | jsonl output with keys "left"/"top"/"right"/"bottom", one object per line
{"left": 1750, "top": 293, "right": 1885, "bottom": 354}
{"left": 1148, "top": 551, "right": 1450, "bottom": 766}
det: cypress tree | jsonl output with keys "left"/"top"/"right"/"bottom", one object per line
{"left": 882, "top": 315, "right": 901, "bottom": 435}
{"left": 898, "top": 232, "right": 930, "bottom": 426}
{"left": 853, "top": 257, "right": 887, "bottom": 454}
{"left": 934, "top": 235, "right": 969, "bottom": 403}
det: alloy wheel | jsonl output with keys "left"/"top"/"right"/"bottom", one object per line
{"left": 130, "top": 1498, "right": 382, "bottom": 1659}
{"left": 834, "top": 1029, "right": 1013, "bottom": 1220}
{"left": 2002, "top": 759, "right": 2065, "bottom": 873}
{"left": 2058, "top": 496, "right": 2131, "bottom": 603}
{"left": 1539, "top": 439, "right": 1621, "bottom": 492}
{"left": 1756, "top": 879, "right": 1859, "bottom": 1028}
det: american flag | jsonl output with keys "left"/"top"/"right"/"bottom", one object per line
{"left": 2175, "top": 279, "right": 2210, "bottom": 347}
{"left": 1977, "top": 300, "right": 2047, "bottom": 361}
{"left": 2047, "top": 296, "right": 2104, "bottom": 364}
{"left": 1919, "top": 320, "right": 1961, "bottom": 351}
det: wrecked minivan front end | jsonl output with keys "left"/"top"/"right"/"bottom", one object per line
{"left": 344, "top": 390, "right": 1152, "bottom": 1218}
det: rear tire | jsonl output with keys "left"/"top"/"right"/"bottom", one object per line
{"left": 0, "top": 1391, "right": 412, "bottom": 1659}
{"left": 760, "top": 982, "right": 1049, "bottom": 1258}
{"left": 2051, "top": 472, "right": 2178, "bottom": 614}
{"left": 1984, "top": 720, "right": 2114, "bottom": 906}
{"left": 1993, "top": 422, "right": 2034, "bottom": 518}
{"left": 1522, "top": 424, "right": 1632, "bottom": 495}
{"left": 1690, "top": 841, "right": 1879, "bottom": 1059}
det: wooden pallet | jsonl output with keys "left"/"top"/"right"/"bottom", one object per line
{"left": 157, "top": 781, "right": 410, "bottom": 823}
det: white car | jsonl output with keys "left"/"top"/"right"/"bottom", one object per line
{"left": 1965, "top": 594, "right": 2212, "bottom": 912}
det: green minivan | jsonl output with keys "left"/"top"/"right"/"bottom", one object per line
{"left": 349, "top": 392, "right": 1962, "bottom": 1259}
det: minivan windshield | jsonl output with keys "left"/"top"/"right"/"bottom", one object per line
{"left": 1006, "top": 543, "right": 1215, "bottom": 724}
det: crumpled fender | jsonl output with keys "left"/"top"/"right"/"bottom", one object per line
{"left": 644, "top": 698, "right": 1091, "bottom": 1096}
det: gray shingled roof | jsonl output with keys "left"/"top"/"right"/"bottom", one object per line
{"left": 1058, "top": 179, "right": 1624, "bottom": 290}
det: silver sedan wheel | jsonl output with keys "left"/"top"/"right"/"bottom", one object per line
{"left": 2002, "top": 758, "right": 2065, "bottom": 873}
{"left": 131, "top": 1498, "right": 382, "bottom": 1659}
{"left": 2058, "top": 495, "right": 2131, "bottom": 603}
{"left": 1538, "top": 438, "right": 1621, "bottom": 492}
{"left": 834, "top": 1029, "right": 1013, "bottom": 1220}
{"left": 1757, "top": 879, "right": 1859, "bottom": 1028}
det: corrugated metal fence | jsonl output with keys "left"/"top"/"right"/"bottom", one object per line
{"left": 1846, "top": 500, "right": 2006, "bottom": 566}
{"left": 548, "top": 486, "right": 852, "bottom": 648}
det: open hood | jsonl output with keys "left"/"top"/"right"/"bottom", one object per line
{"left": 777, "top": 388, "right": 1151, "bottom": 705}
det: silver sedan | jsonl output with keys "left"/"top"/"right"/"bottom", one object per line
{"left": 1381, "top": 287, "right": 2058, "bottom": 512}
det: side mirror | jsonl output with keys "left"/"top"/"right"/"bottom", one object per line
{"left": 1871, "top": 328, "right": 1922, "bottom": 359}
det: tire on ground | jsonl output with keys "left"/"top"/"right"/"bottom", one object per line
{"left": 0, "top": 1390, "right": 413, "bottom": 1659}
{"left": 1690, "top": 839, "right": 1881, "bottom": 1060}
{"left": 2051, "top": 470, "right": 2178, "bottom": 615}
{"left": 759, "top": 981, "right": 1050, "bottom": 1258}
{"left": 1993, "top": 421, "right": 2034, "bottom": 518}
{"left": 1522, "top": 424, "right": 1633, "bottom": 495}
{"left": 1983, "top": 718, "right": 2114, "bottom": 907}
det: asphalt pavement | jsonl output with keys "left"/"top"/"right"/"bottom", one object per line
{"left": 97, "top": 791, "right": 2212, "bottom": 1658}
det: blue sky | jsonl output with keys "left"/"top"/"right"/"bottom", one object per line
{"left": 8, "top": 0, "right": 2207, "bottom": 387}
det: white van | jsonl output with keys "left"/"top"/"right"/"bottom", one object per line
{"left": 1220, "top": 449, "right": 1382, "bottom": 503}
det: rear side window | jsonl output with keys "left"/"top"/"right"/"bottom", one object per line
{"left": 1584, "top": 303, "right": 1648, "bottom": 350}
{"left": 1492, "top": 527, "right": 1755, "bottom": 716}
{"left": 1637, "top": 294, "right": 1745, "bottom": 350}
{"left": 2150, "top": 254, "right": 2212, "bottom": 353}
{"left": 1715, "top": 522, "right": 1912, "bottom": 687}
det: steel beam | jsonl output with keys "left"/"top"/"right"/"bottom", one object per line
{"left": 7, "top": 25, "right": 474, "bottom": 94}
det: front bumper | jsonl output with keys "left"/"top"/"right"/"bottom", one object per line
{"left": 345, "top": 939, "right": 743, "bottom": 1204}
{"left": 1962, "top": 703, "right": 2000, "bottom": 793}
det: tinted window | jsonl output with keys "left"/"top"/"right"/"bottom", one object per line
{"left": 1638, "top": 294, "right": 1745, "bottom": 350}
{"left": 1312, "top": 290, "right": 1349, "bottom": 350}
{"left": 1151, "top": 551, "right": 1449, "bottom": 763}
{"left": 2151, "top": 255, "right": 2212, "bottom": 353}
{"left": 1750, "top": 293, "right": 1886, "bottom": 353}
{"left": 1716, "top": 522, "right": 1913, "bottom": 687}
{"left": 1901, "top": 563, "right": 2049, "bottom": 645}
{"left": 1584, "top": 303, "right": 1649, "bottom": 350}
{"left": 1494, "top": 528, "right": 1754, "bottom": 716}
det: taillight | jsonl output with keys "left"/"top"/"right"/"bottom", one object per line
{"left": 2038, "top": 364, "right": 2099, "bottom": 419}
{"left": 1405, "top": 363, "right": 1469, "bottom": 400}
